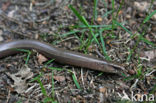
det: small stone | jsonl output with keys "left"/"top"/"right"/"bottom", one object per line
{"left": 97, "top": 17, "right": 103, "bottom": 22}
{"left": 128, "top": 69, "right": 135, "bottom": 75}
{"left": 126, "top": 14, "right": 131, "bottom": 19}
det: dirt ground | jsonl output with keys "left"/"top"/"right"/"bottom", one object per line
{"left": 0, "top": 0, "right": 156, "bottom": 103}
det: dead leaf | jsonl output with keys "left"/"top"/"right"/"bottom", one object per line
{"left": 99, "top": 87, "right": 107, "bottom": 93}
{"left": 6, "top": 65, "right": 33, "bottom": 94}
{"left": 2, "top": 2, "right": 10, "bottom": 11}
{"left": 8, "top": 10, "right": 16, "bottom": 18}
{"left": 37, "top": 54, "right": 48, "bottom": 64}
{"left": 99, "top": 87, "right": 108, "bottom": 103}
{"left": 54, "top": 76, "right": 65, "bottom": 82}
{"left": 140, "top": 50, "right": 156, "bottom": 61}
{"left": 87, "top": 45, "right": 96, "bottom": 52}
{"left": 134, "top": 1, "right": 150, "bottom": 12}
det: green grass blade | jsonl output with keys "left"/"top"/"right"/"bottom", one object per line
{"left": 143, "top": 10, "right": 156, "bottom": 23}
{"left": 115, "top": 0, "right": 124, "bottom": 18}
{"left": 91, "top": 33, "right": 100, "bottom": 43}
{"left": 140, "top": 36, "right": 155, "bottom": 47}
{"left": 14, "top": 48, "right": 30, "bottom": 52}
{"left": 78, "top": 33, "right": 89, "bottom": 52}
{"left": 48, "top": 67, "right": 63, "bottom": 71}
{"left": 111, "top": 0, "right": 115, "bottom": 29}
{"left": 151, "top": 84, "right": 156, "bottom": 94}
{"left": 81, "top": 16, "right": 100, "bottom": 45}
{"left": 99, "top": 25, "right": 117, "bottom": 32}
{"left": 114, "top": 20, "right": 133, "bottom": 35}
{"left": 93, "top": 0, "right": 98, "bottom": 20}
{"left": 123, "top": 75, "right": 137, "bottom": 81}
{"left": 136, "top": 64, "right": 143, "bottom": 78}
{"left": 99, "top": 31, "right": 111, "bottom": 61}
{"left": 44, "top": 59, "right": 55, "bottom": 67}
{"left": 31, "top": 73, "right": 47, "bottom": 97}
{"left": 14, "top": 49, "right": 31, "bottom": 64}
{"left": 42, "top": 97, "right": 53, "bottom": 103}
{"left": 25, "top": 51, "right": 31, "bottom": 65}
{"left": 97, "top": 72, "right": 103, "bottom": 76}
{"left": 51, "top": 71, "right": 55, "bottom": 100}
{"left": 74, "top": 24, "right": 112, "bottom": 28}
{"left": 102, "top": 10, "right": 113, "bottom": 18}
{"left": 16, "top": 100, "right": 22, "bottom": 103}
{"left": 126, "top": 48, "right": 132, "bottom": 62}
{"left": 30, "top": 73, "right": 43, "bottom": 82}
{"left": 69, "top": 5, "right": 100, "bottom": 46}
{"left": 60, "top": 29, "right": 87, "bottom": 38}
{"left": 68, "top": 5, "right": 87, "bottom": 26}
{"left": 38, "top": 78, "right": 47, "bottom": 97}
{"left": 72, "top": 73, "right": 81, "bottom": 89}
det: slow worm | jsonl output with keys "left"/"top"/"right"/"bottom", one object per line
{"left": 0, "top": 40, "right": 125, "bottom": 73}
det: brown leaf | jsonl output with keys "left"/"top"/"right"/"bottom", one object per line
{"left": 54, "top": 76, "right": 65, "bottom": 82}
{"left": 37, "top": 54, "right": 48, "bottom": 64}
{"left": 2, "top": 2, "right": 10, "bottom": 11}
{"left": 87, "top": 45, "right": 96, "bottom": 52}
{"left": 128, "top": 69, "right": 136, "bottom": 75}
{"left": 99, "top": 87, "right": 107, "bottom": 93}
